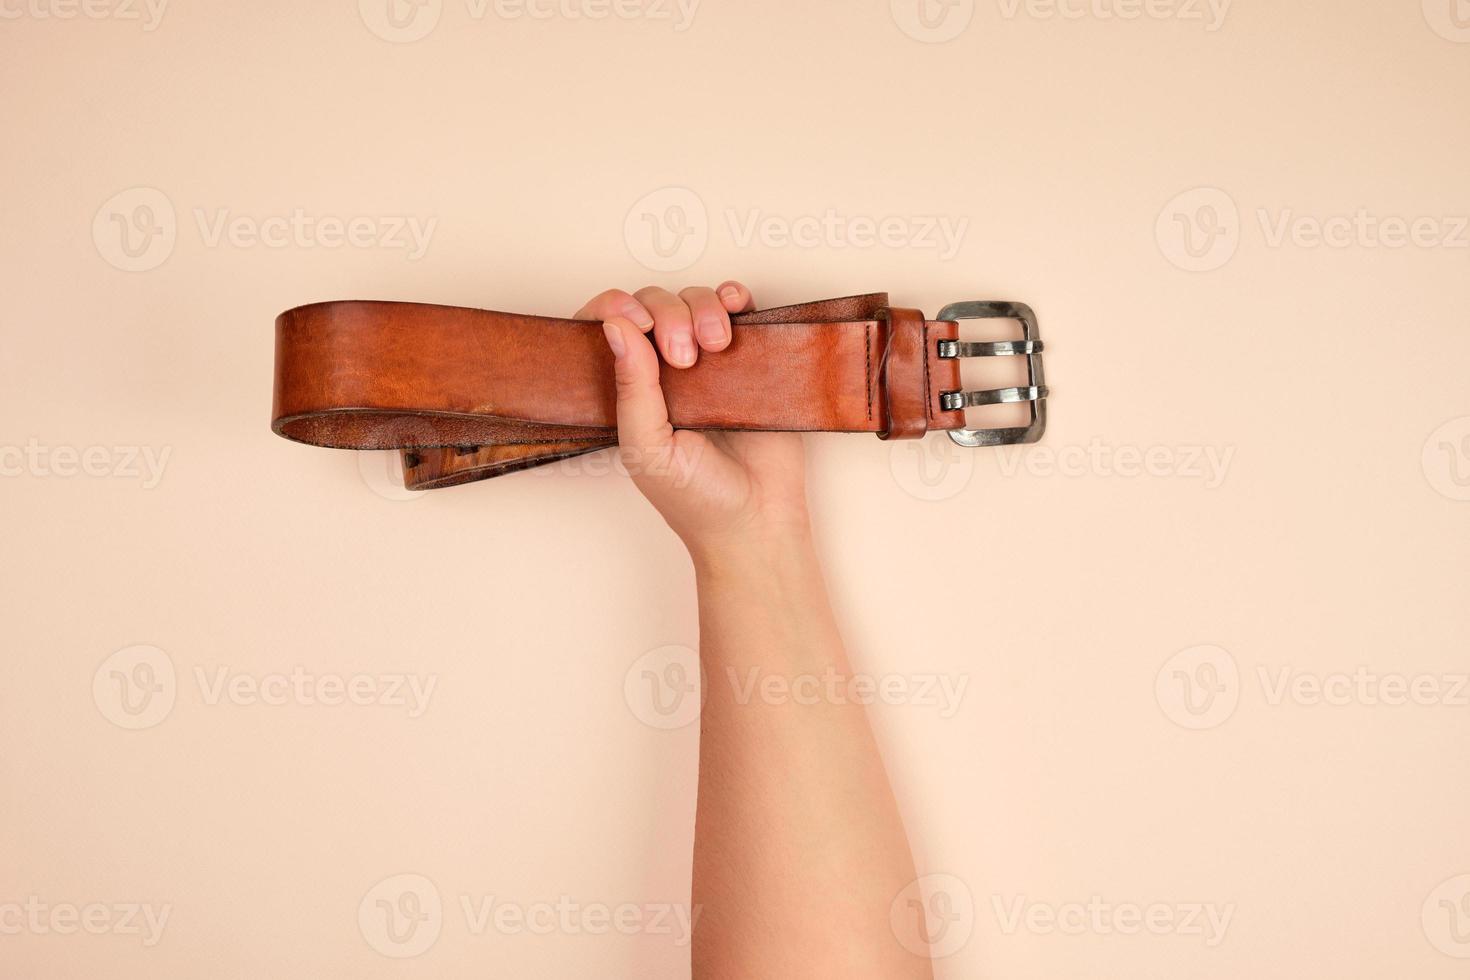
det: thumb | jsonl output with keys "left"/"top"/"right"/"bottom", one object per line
{"left": 602, "top": 317, "right": 676, "bottom": 468}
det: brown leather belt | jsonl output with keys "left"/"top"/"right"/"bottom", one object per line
{"left": 271, "top": 293, "right": 1048, "bottom": 490}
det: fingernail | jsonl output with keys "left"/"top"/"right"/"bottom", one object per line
{"left": 669, "top": 334, "right": 696, "bottom": 367}
{"left": 602, "top": 320, "right": 626, "bottom": 358}
{"left": 696, "top": 317, "right": 728, "bottom": 348}
{"left": 718, "top": 285, "right": 741, "bottom": 306}
{"left": 623, "top": 303, "right": 654, "bottom": 330}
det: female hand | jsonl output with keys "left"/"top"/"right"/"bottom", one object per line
{"left": 575, "top": 281, "right": 811, "bottom": 561}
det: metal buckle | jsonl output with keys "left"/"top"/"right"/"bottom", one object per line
{"left": 936, "top": 300, "right": 1048, "bottom": 447}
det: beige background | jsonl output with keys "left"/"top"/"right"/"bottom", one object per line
{"left": 3, "top": 0, "right": 1468, "bottom": 976}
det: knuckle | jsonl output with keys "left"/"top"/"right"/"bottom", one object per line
{"left": 613, "top": 370, "right": 658, "bottom": 398}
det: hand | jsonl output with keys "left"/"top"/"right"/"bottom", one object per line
{"left": 575, "top": 282, "right": 811, "bottom": 561}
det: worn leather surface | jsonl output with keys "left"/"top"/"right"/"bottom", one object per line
{"left": 272, "top": 293, "right": 965, "bottom": 489}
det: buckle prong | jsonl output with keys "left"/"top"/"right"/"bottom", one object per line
{"left": 935, "top": 300, "right": 1048, "bottom": 448}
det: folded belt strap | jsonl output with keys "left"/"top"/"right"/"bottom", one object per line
{"left": 272, "top": 293, "right": 968, "bottom": 490}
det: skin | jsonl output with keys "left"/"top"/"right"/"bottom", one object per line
{"left": 575, "top": 283, "right": 934, "bottom": 979}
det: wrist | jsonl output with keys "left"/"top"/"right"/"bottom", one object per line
{"left": 686, "top": 520, "right": 817, "bottom": 583}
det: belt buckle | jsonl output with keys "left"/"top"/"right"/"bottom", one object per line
{"left": 936, "top": 300, "right": 1048, "bottom": 447}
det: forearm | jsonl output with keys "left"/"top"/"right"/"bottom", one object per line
{"left": 586, "top": 282, "right": 929, "bottom": 975}
{"left": 689, "top": 531, "right": 931, "bottom": 980}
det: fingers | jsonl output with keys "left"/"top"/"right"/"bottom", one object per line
{"left": 716, "top": 280, "right": 756, "bottom": 314}
{"left": 574, "top": 289, "right": 654, "bottom": 331}
{"left": 633, "top": 286, "right": 697, "bottom": 368}
{"left": 679, "top": 286, "right": 731, "bottom": 353}
{"left": 601, "top": 317, "right": 674, "bottom": 455}
{"left": 579, "top": 281, "right": 757, "bottom": 368}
